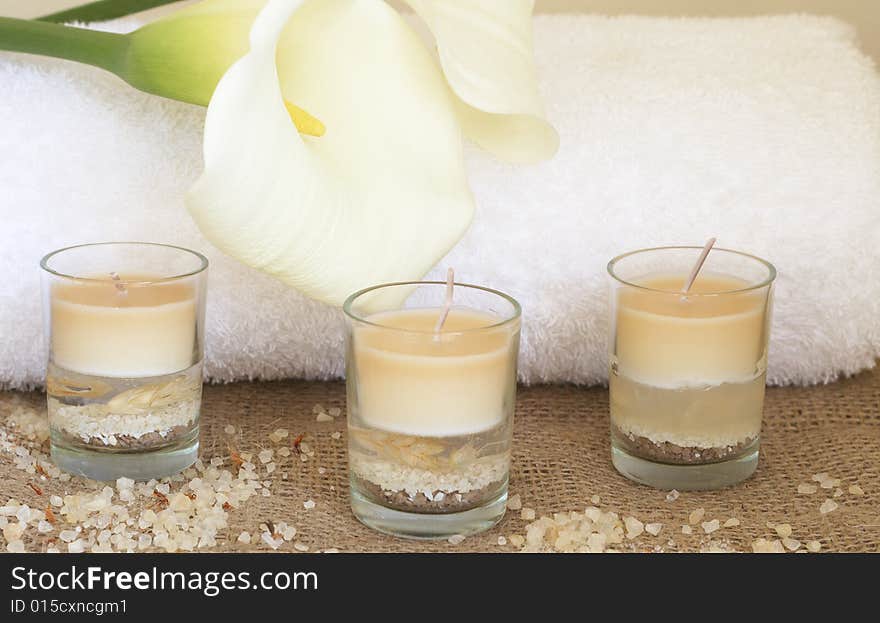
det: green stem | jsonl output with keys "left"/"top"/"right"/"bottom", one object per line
{"left": 39, "top": 0, "right": 185, "bottom": 24}
{"left": 0, "top": 17, "right": 128, "bottom": 76}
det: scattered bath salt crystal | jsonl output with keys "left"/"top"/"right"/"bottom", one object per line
{"left": 281, "top": 525, "right": 296, "bottom": 540}
{"left": 328, "top": 407, "right": 342, "bottom": 417}
{"left": 316, "top": 413, "right": 334, "bottom": 422}
{"left": 269, "top": 428, "right": 289, "bottom": 443}
{"left": 68, "top": 539, "right": 86, "bottom": 553}
{"left": 224, "top": 425, "right": 236, "bottom": 435}
{"left": 138, "top": 534, "right": 152, "bottom": 550}
{"left": 848, "top": 484, "right": 864, "bottom": 496}
{"left": 447, "top": 534, "right": 466, "bottom": 545}
{"left": 590, "top": 495, "right": 601, "bottom": 505}
{"left": 497, "top": 536, "right": 507, "bottom": 546}
{"left": 521, "top": 508, "right": 536, "bottom": 521}
{"left": 665, "top": 489, "right": 680, "bottom": 502}
{"left": 819, "top": 499, "right": 838, "bottom": 514}
{"left": 261, "top": 531, "right": 282, "bottom": 550}
{"left": 624, "top": 516, "right": 644, "bottom": 539}
{"left": 324, "top": 548, "right": 339, "bottom": 553}
{"left": 775, "top": 523, "right": 792, "bottom": 538}
{"left": 237, "top": 531, "right": 251, "bottom": 544}
{"left": 752, "top": 538, "right": 785, "bottom": 553}
{"left": 798, "top": 483, "right": 818, "bottom": 494}
{"left": 293, "top": 542, "right": 309, "bottom": 552}
{"left": 811, "top": 472, "right": 829, "bottom": 483}
{"left": 155, "top": 483, "right": 170, "bottom": 495}
{"left": 509, "top": 535, "right": 525, "bottom": 548}
{"left": 266, "top": 462, "right": 276, "bottom": 474}
{"left": 317, "top": 467, "right": 326, "bottom": 475}
{"left": 701, "top": 519, "right": 720, "bottom": 534}
{"left": 59, "top": 529, "right": 78, "bottom": 543}
{"left": 330, "top": 432, "right": 342, "bottom": 440}
{"left": 688, "top": 508, "right": 705, "bottom": 525}
{"left": 46, "top": 547, "right": 60, "bottom": 554}
{"left": 833, "top": 488, "right": 843, "bottom": 498}
{"left": 820, "top": 478, "right": 840, "bottom": 490}
{"left": 507, "top": 494, "right": 522, "bottom": 511}
{"left": 645, "top": 523, "right": 663, "bottom": 536}
{"left": 37, "top": 520, "right": 53, "bottom": 533}
{"left": 303, "top": 499, "right": 316, "bottom": 510}
{"left": 782, "top": 538, "right": 801, "bottom": 552}
{"left": 278, "top": 447, "right": 291, "bottom": 457}
{"left": 49, "top": 495, "right": 62, "bottom": 507}
{"left": 312, "top": 404, "right": 325, "bottom": 414}
{"left": 681, "top": 525, "right": 692, "bottom": 535}
{"left": 6, "top": 540, "right": 25, "bottom": 553}
{"left": 723, "top": 518, "right": 740, "bottom": 528}
{"left": 258, "top": 449, "right": 273, "bottom": 464}
{"left": 806, "top": 540, "right": 822, "bottom": 552}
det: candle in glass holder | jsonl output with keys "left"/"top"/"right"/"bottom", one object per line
{"left": 607, "top": 246, "right": 775, "bottom": 490}
{"left": 41, "top": 243, "right": 207, "bottom": 482}
{"left": 344, "top": 281, "right": 520, "bottom": 539}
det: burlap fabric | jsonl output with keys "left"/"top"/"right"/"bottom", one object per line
{"left": 1, "top": 369, "right": 878, "bottom": 553}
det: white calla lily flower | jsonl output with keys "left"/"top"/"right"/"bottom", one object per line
{"left": 187, "top": 0, "right": 556, "bottom": 308}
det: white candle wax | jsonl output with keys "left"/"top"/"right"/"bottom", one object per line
{"left": 352, "top": 307, "right": 518, "bottom": 437}
{"left": 50, "top": 276, "right": 198, "bottom": 378}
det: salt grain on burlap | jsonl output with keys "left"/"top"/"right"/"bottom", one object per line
{"left": 521, "top": 508, "right": 536, "bottom": 521}
{"left": 681, "top": 525, "right": 693, "bottom": 535}
{"left": 806, "top": 540, "right": 822, "bottom": 552}
{"left": 316, "top": 413, "right": 334, "bottom": 422}
{"left": 819, "top": 499, "right": 838, "bottom": 514}
{"left": 224, "top": 425, "right": 236, "bottom": 435}
{"left": 624, "top": 516, "right": 644, "bottom": 539}
{"left": 665, "top": 489, "right": 680, "bottom": 502}
{"left": 645, "top": 522, "right": 663, "bottom": 536}
{"left": 701, "top": 519, "right": 720, "bottom": 534}
{"left": 303, "top": 500, "right": 315, "bottom": 510}
{"left": 507, "top": 494, "right": 522, "bottom": 511}
{"left": 723, "top": 518, "right": 740, "bottom": 528}
{"left": 509, "top": 534, "right": 525, "bottom": 548}
{"left": 688, "top": 508, "right": 705, "bottom": 525}
{"left": 798, "top": 483, "right": 818, "bottom": 494}
{"left": 782, "top": 538, "right": 801, "bottom": 551}
{"left": 497, "top": 536, "right": 507, "bottom": 546}
{"left": 447, "top": 534, "right": 466, "bottom": 545}
{"left": 774, "top": 523, "right": 792, "bottom": 538}
{"left": 751, "top": 538, "right": 785, "bottom": 553}
{"left": 848, "top": 484, "right": 864, "bottom": 496}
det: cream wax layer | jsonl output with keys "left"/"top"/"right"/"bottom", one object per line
{"left": 50, "top": 275, "right": 197, "bottom": 378}
{"left": 614, "top": 273, "right": 768, "bottom": 388}
{"left": 351, "top": 307, "right": 518, "bottom": 437}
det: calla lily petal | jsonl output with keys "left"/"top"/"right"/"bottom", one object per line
{"left": 401, "top": 0, "right": 559, "bottom": 163}
{"left": 186, "top": 0, "right": 474, "bottom": 309}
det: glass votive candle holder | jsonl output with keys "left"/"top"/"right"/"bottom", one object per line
{"left": 343, "top": 280, "right": 521, "bottom": 539}
{"left": 607, "top": 246, "right": 776, "bottom": 490}
{"left": 41, "top": 242, "right": 208, "bottom": 481}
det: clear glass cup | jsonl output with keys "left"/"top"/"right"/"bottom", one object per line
{"left": 344, "top": 281, "right": 521, "bottom": 539}
{"left": 607, "top": 246, "right": 776, "bottom": 490}
{"left": 41, "top": 242, "right": 208, "bottom": 481}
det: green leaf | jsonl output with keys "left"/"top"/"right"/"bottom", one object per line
{"left": 39, "top": 0, "right": 185, "bottom": 24}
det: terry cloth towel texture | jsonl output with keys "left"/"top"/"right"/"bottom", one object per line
{"left": 1, "top": 14, "right": 879, "bottom": 389}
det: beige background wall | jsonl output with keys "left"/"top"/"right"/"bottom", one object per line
{"left": 2, "top": 0, "right": 878, "bottom": 62}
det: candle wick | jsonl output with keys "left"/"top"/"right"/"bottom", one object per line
{"left": 109, "top": 271, "right": 127, "bottom": 296}
{"left": 681, "top": 237, "right": 716, "bottom": 298}
{"left": 433, "top": 267, "right": 455, "bottom": 336}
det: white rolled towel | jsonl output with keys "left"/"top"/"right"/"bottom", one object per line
{"left": 1, "top": 14, "right": 879, "bottom": 389}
